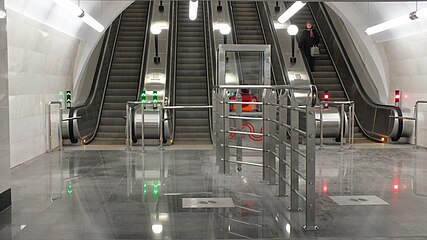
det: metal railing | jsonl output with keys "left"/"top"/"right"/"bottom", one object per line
{"left": 47, "top": 101, "right": 63, "bottom": 152}
{"left": 318, "top": 101, "right": 355, "bottom": 150}
{"left": 414, "top": 101, "right": 427, "bottom": 148}
{"left": 125, "top": 101, "right": 147, "bottom": 152}
{"left": 213, "top": 84, "right": 318, "bottom": 231}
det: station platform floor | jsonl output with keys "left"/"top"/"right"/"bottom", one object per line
{"left": 0, "top": 143, "right": 426, "bottom": 239}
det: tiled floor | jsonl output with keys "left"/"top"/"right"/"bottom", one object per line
{"left": 1, "top": 144, "right": 427, "bottom": 239}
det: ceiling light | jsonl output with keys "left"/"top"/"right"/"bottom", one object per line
{"left": 219, "top": 24, "right": 231, "bottom": 35}
{"left": 278, "top": 1, "right": 306, "bottom": 24}
{"left": 150, "top": 24, "right": 162, "bottom": 35}
{"left": 365, "top": 8, "right": 427, "bottom": 35}
{"left": 52, "top": 0, "right": 104, "bottom": 32}
{"left": 287, "top": 24, "right": 299, "bottom": 35}
{"left": 152, "top": 224, "right": 163, "bottom": 234}
{"left": 189, "top": 0, "right": 198, "bottom": 21}
{"left": 0, "top": 9, "right": 6, "bottom": 19}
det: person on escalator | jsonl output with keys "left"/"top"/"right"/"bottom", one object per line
{"left": 299, "top": 20, "right": 320, "bottom": 72}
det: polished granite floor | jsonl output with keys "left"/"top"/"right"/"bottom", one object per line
{"left": 1, "top": 144, "right": 427, "bottom": 239}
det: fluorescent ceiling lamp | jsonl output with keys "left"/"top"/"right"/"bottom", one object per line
{"left": 278, "top": 1, "right": 306, "bottom": 24}
{"left": 52, "top": 0, "right": 104, "bottom": 32}
{"left": 366, "top": 8, "right": 427, "bottom": 35}
{"left": 189, "top": 0, "right": 198, "bottom": 21}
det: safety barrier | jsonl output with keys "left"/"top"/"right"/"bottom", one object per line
{"left": 213, "top": 84, "right": 318, "bottom": 231}
{"left": 318, "top": 101, "right": 355, "bottom": 150}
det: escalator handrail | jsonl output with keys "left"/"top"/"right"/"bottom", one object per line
{"left": 137, "top": 1, "right": 154, "bottom": 101}
{"left": 254, "top": 1, "right": 276, "bottom": 85}
{"left": 68, "top": 24, "right": 111, "bottom": 143}
{"left": 203, "top": 1, "right": 215, "bottom": 143}
{"left": 257, "top": 2, "right": 291, "bottom": 85}
{"left": 309, "top": 2, "right": 401, "bottom": 139}
{"left": 166, "top": 1, "right": 178, "bottom": 143}
{"left": 315, "top": 3, "right": 394, "bottom": 110}
{"left": 283, "top": 2, "right": 315, "bottom": 86}
{"left": 71, "top": 15, "right": 123, "bottom": 143}
{"left": 227, "top": 1, "right": 245, "bottom": 83}
{"left": 84, "top": 14, "right": 123, "bottom": 143}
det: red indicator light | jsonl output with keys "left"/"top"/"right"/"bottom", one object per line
{"left": 323, "top": 91, "right": 329, "bottom": 101}
{"left": 322, "top": 185, "right": 328, "bottom": 193}
{"left": 393, "top": 184, "right": 399, "bottom": 191}
{"left": 394, "top": 90, "right": 400, "bottom": 107}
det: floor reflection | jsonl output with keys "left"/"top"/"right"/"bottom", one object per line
{"left": 1, "top": 146, "right": 427, "bottom": 239}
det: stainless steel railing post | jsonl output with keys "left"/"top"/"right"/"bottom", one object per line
{"left": 236, "top": 90, "right": 242, "bottom": 172}
{"left": 47, "top": 101, "right": 63, "bottom": 152}
{"left": 319, "top": 103, "right": 324, "bottom": 149}
{"left": 278, "top": 91, "right": 288, "bottom": 196}
{"left": 141, "top": 104, "right": 146, "bottom": 153}
{"left": 223, "top": 88, "right": 230, "bottom": 174}
{"left": 289, "top": 93, "right": 300, "bottom": 212}
{"left": 262, "top": 89, "right": 269, "bottom": 182}
{"left": 159, "top": 105, "right": 164, "bottom": 151}
{"left": 268, "top": 90, "right": 277, "bottom": 185}
{"left": 304, "top": 94, "right": 318, "bottom": 231}
{"left": 349, "top": 102, "right": 355, "bottom": 149}
{"left": 125, "top": 103, "right": 131, "bottom": 150}
{"left": 339, "top": 103, "right": 345, "bottom": 152}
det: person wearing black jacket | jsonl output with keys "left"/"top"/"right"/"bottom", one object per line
{"left": 299, "top": 20, "right": 320, "bottom": 72}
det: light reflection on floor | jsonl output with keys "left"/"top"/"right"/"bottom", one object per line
{"left": 0, "top": 144, "right": 427, "bottom": 239}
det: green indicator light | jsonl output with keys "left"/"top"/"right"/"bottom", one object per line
{"left": 153, "top": 91, "right": 158, "bottom": 104}
{"left": 143, "top": 183, "right": 147, "bottom": 194}
{"left": 67, "top": 181, "right": 73, "bottom": 195}
{"left": 141, "top": 91, "right": 147, "bottom": 103}
{"left": 65, "top": 91, "right": 72, "bottom": 108}
{"left": 227, "top": 91, "right": 231, "bottom": 97}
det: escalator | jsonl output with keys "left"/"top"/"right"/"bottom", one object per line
{"left": 172, "top": 1, "right": 211, "bottom": 144}
{"left": 287, "top": 3, "right": 369, "bottom": 142}
{"left": 70, "top": 1, "right": 153, "bottom": 145}
{"left": 229, "top": 1, "right": 288, "bottom": 86}
{"left": 287, "top": 2, "right": 411, "bottom": 142}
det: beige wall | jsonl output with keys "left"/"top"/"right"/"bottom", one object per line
{"left": 7, "top": 10, "right": 79, "bottom": 167}
{"left": 384, "top": 32, "right": 427, "bottom": 146}
{"left": 0, "top": 0, "right": 11, "bottom": 197}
